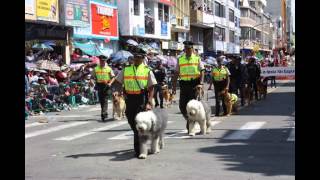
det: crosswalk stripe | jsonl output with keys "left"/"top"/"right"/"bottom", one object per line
{"left": 287, "top": 128, "right": 295, "bottom": 141}
{"left": 25, "top": 122, "right": 46, "bottom": 128}
{"left": 224, "top": 122, "right": 266, "bottom": 140}
{"left": 25, "top": 121, "right": 90, "bottom": 139}
{"left": 54, "top": 121, "right": 128, "bottom": 141}
{"left": 109, "top": 121, "right": 174, "bottom": 140}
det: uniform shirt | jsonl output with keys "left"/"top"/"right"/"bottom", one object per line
{"left": 92, "top": 65, "right": 115, "bottom": 81}
{"left": 115, "top": 65, "right": 157, "bottom": 88}
{"left": 175, "top": 54, "right": 205, "bottom": 74}
{"left": 153, "top": 67, "right": 166, "bottom": 84}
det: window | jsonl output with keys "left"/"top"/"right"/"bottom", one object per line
{"left": 215, "top": 2, "right": 225, "bottom": 17}
{"left": 204, "top": 0, "right": 214, "bottom": 14}
{"left": 158, "top": 3, "right": 163, "bottom": 21}
{"left": 215, "top": 26, "right": 225, "bottom": 41}
{"left": 229, "top": 30, "right": 235, "bottom": 43}
{"left": 235, "top": 17, "right": 238, "bottom": 27}
{"left": 241, "top": 9, "right": 248, "bottom": 17}
{"left": 158, "top": 3, "right": 169, "bottom": 22}
{"left": 249, "top": 10, "right": 256, "bottom": 21}
{"left": 134, "top": 0, "right": 139, "bottom": 15}
{"left": 229, "top": 9, "right": 234, "bottom": 22}
{"left": 241, "top": 27, "right": 250, "bottom": 39}
{"left": 249, "top": 1, "right": 255, "bottom": 9}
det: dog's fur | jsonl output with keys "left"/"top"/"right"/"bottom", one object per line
{"left": 195, "top": 85, "right": 205, "bottom": 100}
{"left": 112, "top": 92, "right": 126, "bottom": 120}
{"left": 135, "top": 109, "right": 168, "bottom": 159}
{"left": 186, "top": 99, "right": 211, "bottom": 136}
{"left": 219, "top": 89, "right": 239, "bottom": 116}
{"left": 242, "top": 83, "right": 252, "bottom": 105}
{"left": 256, "top": 78, "right": 267, "bottom": 99}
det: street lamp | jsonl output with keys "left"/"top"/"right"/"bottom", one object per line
{"left": 241, "top": 21, "right": 274, "bottom": 60}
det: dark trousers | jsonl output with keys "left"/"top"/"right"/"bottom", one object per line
{"left": 229, "top": 80, "right": 245, "bottom": 106}
{"left": 213, "top": 80, "right": 227, "bottom": 116}
{"left": 125, "top": 94, "right": 146, "bottom": 156}
{"left": 179, "top": 79, "right": 199, "bottom": 131}
{"left": 154, "top": 84, "right": 163, "bottom": 107}
{"left": 269, "top": 76, "right": 276, "bottom": 88}
{"left": 248, "top": 79, "right": 258, "bottom": 100}
{"left": 96, "top": 83, "right": 109, "bottom": 119}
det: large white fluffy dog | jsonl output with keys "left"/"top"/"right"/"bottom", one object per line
{"left": 186, "top": 99, "right": 211, "bottom": 136}
{"left": 135, "top": 109, "right": 168, "bottom": 159}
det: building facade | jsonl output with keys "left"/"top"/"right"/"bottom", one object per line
{"left": 239, "top": 0, "right": 274, "bottom": 58}
{"left": 189, "top": 0, "right": 241, "bottom": 56}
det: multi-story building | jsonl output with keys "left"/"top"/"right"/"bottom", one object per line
{"left": 239, "top": 0, "right": 274, "bottom": 57}
{"left": 189, "top": 0, "right": 241, "bottom": 56}
{"left": 117, "top": 0, "right": 172, "bottom": 49}
{"left": 286, "top": 0, "right": 294, "bottom": 50}
{"left": 162, "top": 0, "right": 190, "bottom": 54}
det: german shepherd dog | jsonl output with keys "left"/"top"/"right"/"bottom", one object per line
{"left": 256, "top": 77, "right": 268, "bottom": 99}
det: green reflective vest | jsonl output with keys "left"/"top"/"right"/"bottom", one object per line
{"left": 124, "top": 64, "right": 150, "bottom": 94}
{"left": 212, "top": 66, "right": 228, "bottom": 81}
{"left": 178, "top": 54, "right": 201, "bottom": 81}
{"left": 95, "top": 65, "right": 111, "bottom": 83}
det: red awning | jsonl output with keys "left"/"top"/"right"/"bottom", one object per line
{"left": 159, "top": 0, "right": 174, "bottom": 6}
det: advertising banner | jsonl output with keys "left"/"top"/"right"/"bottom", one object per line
{"left": 260, "top": 66, "right": 295, "bottom": 77}
{"left": 161, "top": 21, "right": 168, "bottom": 36}
{"left": 91, "top": 2, "right": 119, "bottom": 39}
{"left": 36, "top": 0, "right": 59, "bottom": 22}
{"left": 26, "top": 0, "right": 36, "bottom": 20}
{"left": 65, "top": 0, "right": 89, "bottom": 27}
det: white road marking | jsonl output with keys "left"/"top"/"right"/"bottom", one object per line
{"left": 54, "top": 121, "right": 128, "bottom": 141}
{"left": 224, "top": 122, "right": 266, "bottom": 140}
{"left": 25, "top": 122, "right": 46, "bottom": 128}
{"left": 109, "top": 121, "right": 174, "bottom": 140}
{"left": 25, "top": 121, "right": 90, "bottom": 139}
{"left": 287, "top": 128, "right": 295, "bottom": 142}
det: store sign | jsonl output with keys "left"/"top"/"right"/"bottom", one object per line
{"left": 170, "top": 15, "right": 177, "bottom": 25}
{"left": 36, "top": 0, "right": 59, "bottom": 22}
{"left": 261, "top": 67, "right": 295, "bottom": 77}
{"left": 64, "top": 0, "right": 89, "bottom": 27}
{"left": 91, "top": 2, "right": 118, "bottom": 38}
{"left": 133, "top": 25, "right": 145, "bottom": 36}
{"left": 161, "top": 21, "right": 168, "bottom": 36}
{"left": 25, "top": 0, "right": 36, "bottom": 20}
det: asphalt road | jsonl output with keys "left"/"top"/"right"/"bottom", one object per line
{"left": 25, "top": 80, "right": 295, "bottom": 180}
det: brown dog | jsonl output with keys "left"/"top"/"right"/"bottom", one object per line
{"left": 195, "top": 84, "right": 205, "bottom": 100}
{"left": 219, "top": 89, "right": 239, "bottom": 116}
{"left": 112, "top": 92, "right": 126, "bottom": 120}
{"left": 242, "top": 83, "right": 252, "bottom": 105}
{"left": 256, "top": 78, "right": 267, "bottom": 99}
{"left": 162, "top": 85, "right": 171, "bottom": 107}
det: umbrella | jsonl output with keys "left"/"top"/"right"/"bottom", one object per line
{"left": 43, "top": 41, "right": 56, "bottom": 46}
{"left": 126, "top": 39, "right": 139, "bottom": 46}
{"left": 25, "top": 62, "right": 37, "bottom": 69}
{"left": 36, "top": 60, "right": 60, "bottom": 71}
{"left": 32, "top": 43, "right": 54, "bottom": 51}
{"left": 90, "top": 56, "right": 100, "bottom": 64}
{"left": 70, "top": 63, "right": 85, "bottom": 71}
{"left": 111, "top": 50, "right": 133, "bottom": 63}
{"left": 149, "top": 42, "right": 159, "bottom": 50}
{"left": 71, "top": 57, "right": 92, "bottom": 64}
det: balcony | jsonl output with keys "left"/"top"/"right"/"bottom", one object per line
{"left": 190, "top": 9, "right": 214, "bottom": 28}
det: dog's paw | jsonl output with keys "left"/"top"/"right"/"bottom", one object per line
{"left": 206, "top": 128, "right": 211, "bottom": 134}
{"left": 188, "top": 133, "right": 196, "bottom": 136}
{"left": 138, "top": 154, "right": 147, "bottom": 159}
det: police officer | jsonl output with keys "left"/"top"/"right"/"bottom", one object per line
{"left": 93, "top": 55, "right": 115, "bottom": 122}
{"left": 226, "top": 55, "right": 248, "bottom": 106}
{"left": 112, "top": 48, "right": 157, "bottom": 158}
{"left": 246, "top": 57, "right": 261, "bottom": 100}
{"left": 172, "top": 41, "right": 205, "bottom": 133}
{"left": 208, "top": 56, "right": 231, "bottom": 116}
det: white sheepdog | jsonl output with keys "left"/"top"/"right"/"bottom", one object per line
{"left": 186, "top": 99, "right": 212, "bottom": 136}
{"left": 135, "top": 109, "right": 168, "bottom": 159}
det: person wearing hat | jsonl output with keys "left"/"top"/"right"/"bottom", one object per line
{"left": 172, "top": 41, "right": 205, "bottom": 132}
{"left": 246, "top": 56, "right": 261, "bottom": 100}
{"left": 111, "top": 47, "right": 157, "bottom": 158}
{"left": 208, "top": 56, "right": 231, "bottom": 116}
{"left": 226, "top": 55, "right": 248, "bottom": 106}
{"left": 93, "top": 55, "right": 115, "bottom": 121}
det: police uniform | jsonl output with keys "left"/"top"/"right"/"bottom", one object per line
{"left": 175, "top": 41, "right": 204, "bottom": 131}
{"left": 212, "top": 63, "right": 231, "bottom": 116}
{"left": 115, "top": 49, "right": 157, "bottom": 157}
{"left": 93, "top": 56, "right": 115, "bottom": 121}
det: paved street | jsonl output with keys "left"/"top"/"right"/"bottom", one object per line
{"left": 25, "top": 80, "right": 295, "bottom": 180}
